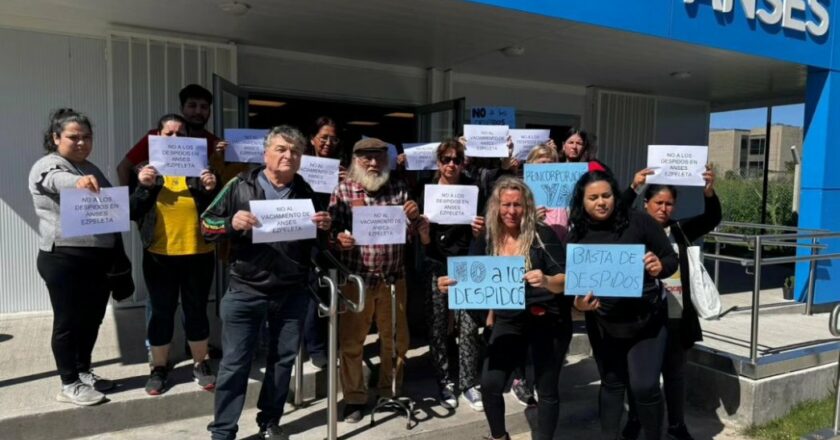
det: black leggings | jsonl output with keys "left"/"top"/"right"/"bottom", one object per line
{"left": 37, "top": 247, "right": 112, "bottom": 384}
{"left": 588, "top": 315, "right": 668, "bottom": 440}
{"left": 143, "top": 251, "right": 214, "bottom": 346}
{"left": 627, "top": 320, "right": 688, "bottom": 428}
{"left": 481, "top": 312, "right": 572, "bottom": 440}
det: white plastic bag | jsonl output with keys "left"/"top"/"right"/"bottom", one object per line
{"left": 686, "top": 245, "right": 722, "bottom": 320}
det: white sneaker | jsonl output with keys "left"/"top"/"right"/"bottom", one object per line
{"left": 56, "top": 380, "right": 105, "bottom": 406}
{"left": 462, "top": 386, "right": 484, "bottom": 411}
{"left": 440, "top": 383, "right": 458, "bottom": 409}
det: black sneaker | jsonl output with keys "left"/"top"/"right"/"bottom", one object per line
{"left": 145, "top": 366, "right": 168, "bottom": 396}
{"left": 193, "top": 361, "right": 216, "bottom": 391}
{"left": 259, "top": 423, "right": 289, "bottom": 440}
{"left": 667, "top": 423, "right": 695, "bottom": 440}
{"left": 510, "top": 378, "right": 536, "bottom": 407}
{"left": 621, "top": 417, "right": 641, "bottom": 440}
{"left": 342, "top": 403, "right": 365, "bottom": 423}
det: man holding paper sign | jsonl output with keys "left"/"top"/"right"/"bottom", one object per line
{"left": 437, "top": 177, "right": 569, "bottom": 440}
{"left": 201, "top": 126, "right": 331, "bottom": 440}
{"left": 328, "top": 137, "right": 430, "bottom": 423}
{"left": 566, "top": 171, "right": 677, "bottom": 440}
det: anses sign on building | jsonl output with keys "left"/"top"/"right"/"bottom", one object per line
{"left": 684, "top": 0, "right": 830, "bottom": 37}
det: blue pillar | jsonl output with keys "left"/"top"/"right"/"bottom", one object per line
{"left": 795, "top": 67, "right": 840, "bottom": 304}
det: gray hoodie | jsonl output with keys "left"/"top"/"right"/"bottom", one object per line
{"left": 29, "top": 153, "right": 116, "bottom": 251}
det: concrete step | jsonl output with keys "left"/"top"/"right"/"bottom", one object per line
{"left": 73, "top": 354, "right": 602, "bottom": 440}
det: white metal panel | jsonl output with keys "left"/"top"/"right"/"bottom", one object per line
{"left": 0, "top": 28, "right": 111, "bottom": 313}
{"left": 594, "top": 90, "right": 657, "bottom": 189}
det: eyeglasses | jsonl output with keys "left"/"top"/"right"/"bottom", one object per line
{"left": 316, "top": 136, "right": 340, "bottom": 144}
{"left": 439, "top": 156, "right": 463, "bottom": 165}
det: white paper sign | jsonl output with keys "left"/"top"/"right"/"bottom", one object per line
{"left": 403, "top": 143, "right": 439, "bottom": 171}
{"left": 225, "top": 128, "right": 268, "bottom": 163}
{"left": 249, "top": 199, "right": 316, "bottom": 243}
{"left": 423, "top": 184, "right": 479, "bottom": 225}
{"left": 148, "top": 135, "right": 208, "bottom": 177}
{"left": 299, "top": 155, "right": 340, "bottom": 194}
{"left": 353, "top": 206, "right": 406, "bottom": 245}
{"left": 510, "top": 129, "right": 551, "bottom": 161}
{"left": 463, "top": 124, "right": 509, "bottom": 158}
{"left": 646, "top": 145, "right": 708, "bottom": 186}
{"left": 60, "top": 187, "right": 130, "bottom": 238}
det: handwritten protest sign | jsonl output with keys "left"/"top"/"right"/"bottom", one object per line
{"left": 524, "top": 163, "right": 588, "bottom": 208}
{"left": 149, "top": 135, "right": 208, "bottom": 177}
{"left": 470, "top": 107, "right": 516, "bottom": 127}
{"left": 60, "top": 187, "right": 130, "bottom": 238}
{"left": 249, "top": 199, "right": 316, "bottom": 243}
{"left": 564, "top": 244, "right": 645, "bottom": 298}
{"left": 403, "top": 143, "right": 439, "bottom": 171}
{"left": 423, "top": 184, "right": 478, "bottom": 225}
{"left": 224, "top": 128, "right": 268, "bottom": 163}
{"left": 463, "top": 124, "right": 509, "bottom": 158}
{"left": 352, "top": 206, "right": 406, "bottom": 245}
{"left": 510, "top": 129, "right": 551, "bottom": 161}
{"left": 646, "top": 145, "right": 708, "bottom": 186}
{"left": 299, "top": 155, "right": 340, "bottom": 194}
{"left": 447, "top": 256, "right": 526, "bottom": 310}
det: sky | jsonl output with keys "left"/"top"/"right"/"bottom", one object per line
{"left": 709, "top": 103, "right": 804, "bottom": 130}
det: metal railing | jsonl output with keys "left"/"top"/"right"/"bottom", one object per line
{"left": 702, "top": 222, "right": 840, "bottom": 364}
{"left": 291, "top": 251, "right": 366, "bottom": 440}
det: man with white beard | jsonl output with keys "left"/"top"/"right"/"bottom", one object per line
{"left": 328, "top": 137, "right": 430, "bottom": 423}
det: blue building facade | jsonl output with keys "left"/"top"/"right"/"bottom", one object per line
{"left": 474, "top": 0, "right": 839, "bottom": 302}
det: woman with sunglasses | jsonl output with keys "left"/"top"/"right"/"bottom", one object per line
{"left": 417, "top": 139, "right": 487, "bottom": 411}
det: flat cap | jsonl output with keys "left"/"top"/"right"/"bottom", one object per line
{"left": 353, "top": 137, "right": 388, "bottom": 153}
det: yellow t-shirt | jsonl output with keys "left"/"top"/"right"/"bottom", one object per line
{"left": 148, "top": 176, "right": 215, "bottom": 256}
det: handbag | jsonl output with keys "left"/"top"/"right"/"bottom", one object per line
{"left": 108, "top": 235, "right": 135, "bottom": 301}
{"left": 679, "top": 227, "right": 722, "bottom": 320}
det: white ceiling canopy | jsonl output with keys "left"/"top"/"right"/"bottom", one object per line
{"left": 0, "top": 0, "right": 806, "bottom": 108}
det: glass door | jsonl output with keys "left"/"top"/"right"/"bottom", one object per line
{"left": 415, "top": 97, "right": 466, "bottom": 141}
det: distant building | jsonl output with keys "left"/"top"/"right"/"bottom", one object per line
{"left": 709, "top": 125, "right": 803, "bottom": 178}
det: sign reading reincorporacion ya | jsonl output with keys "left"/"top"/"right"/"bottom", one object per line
{"left": 684, "top": 0, "right": 830, "bottom": 37}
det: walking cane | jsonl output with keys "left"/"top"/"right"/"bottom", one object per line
{"left": 370, "top": 276, "right": 416, "bottom": 429}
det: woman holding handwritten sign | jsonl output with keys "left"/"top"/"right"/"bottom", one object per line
{"left": 438, "top": 177, "right": 568, "bottom": 440}
{"left": 567, "top": 171, "right": 678, "bottom": 440}
{"left": 29, "top": 109, "right": 118, "bottom": 406}
{"left": 622, "top": 168, "right": 721, "bottom": 440}
{"left": 420, "top": 139, "right": 487, "bottom": 411}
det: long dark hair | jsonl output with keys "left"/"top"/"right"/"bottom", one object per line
{"left": 43, "top": 108, "right": 92, "bottom": 153}
{"left": 558, "top": 127, "right": 595, "bottom": 162}
{"left": 567, "top": 171, "right": 629, "bottom": 242}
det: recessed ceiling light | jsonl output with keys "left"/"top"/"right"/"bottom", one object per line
{"left": 500, "top": 46, "right": 525, "bottom": 57}
{"left": 670, "top": 71, "right": 692, "bottom": 79}
{"left": 248, "top": 112, "right": 258, "bottom": 117}
{"left": 384, "top": 112, "right": 415, "bottom": 119}
{"left": 249, "top": 99, "right": 285, "bottom": 108}
{"left": 219, "top": 1, "right": 251, "bottom": 16}
{"left": 347, "top": 121, "right": 379, "bottom": 126}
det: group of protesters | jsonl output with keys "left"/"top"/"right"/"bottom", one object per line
{"left": 29, "top": 83, "right": 721, "bottom": 440}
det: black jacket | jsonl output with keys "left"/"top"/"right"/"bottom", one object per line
{"left": 667, "top": 193, "right": 723, "bottom": 348}
{"left": 200, "top": 167, "right": 326, "bottom": 296}
{"left": 129, "top": 175, "right": 219, "bottom": 249}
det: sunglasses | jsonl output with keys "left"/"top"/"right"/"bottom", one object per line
{"left": 439, "top": 156, "right": 464, "bottom": 165}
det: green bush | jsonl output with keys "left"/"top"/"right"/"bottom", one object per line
{"left": 715, "top": 174, "right": 796, "bottom": 227}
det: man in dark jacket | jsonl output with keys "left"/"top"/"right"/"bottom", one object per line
{"left": 201, "top": 125, "right": 332, "bottom": 440}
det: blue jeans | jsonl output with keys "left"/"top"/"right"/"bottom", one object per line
{"left": 209, "top": 288, "right": 308, "bottom": 440}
